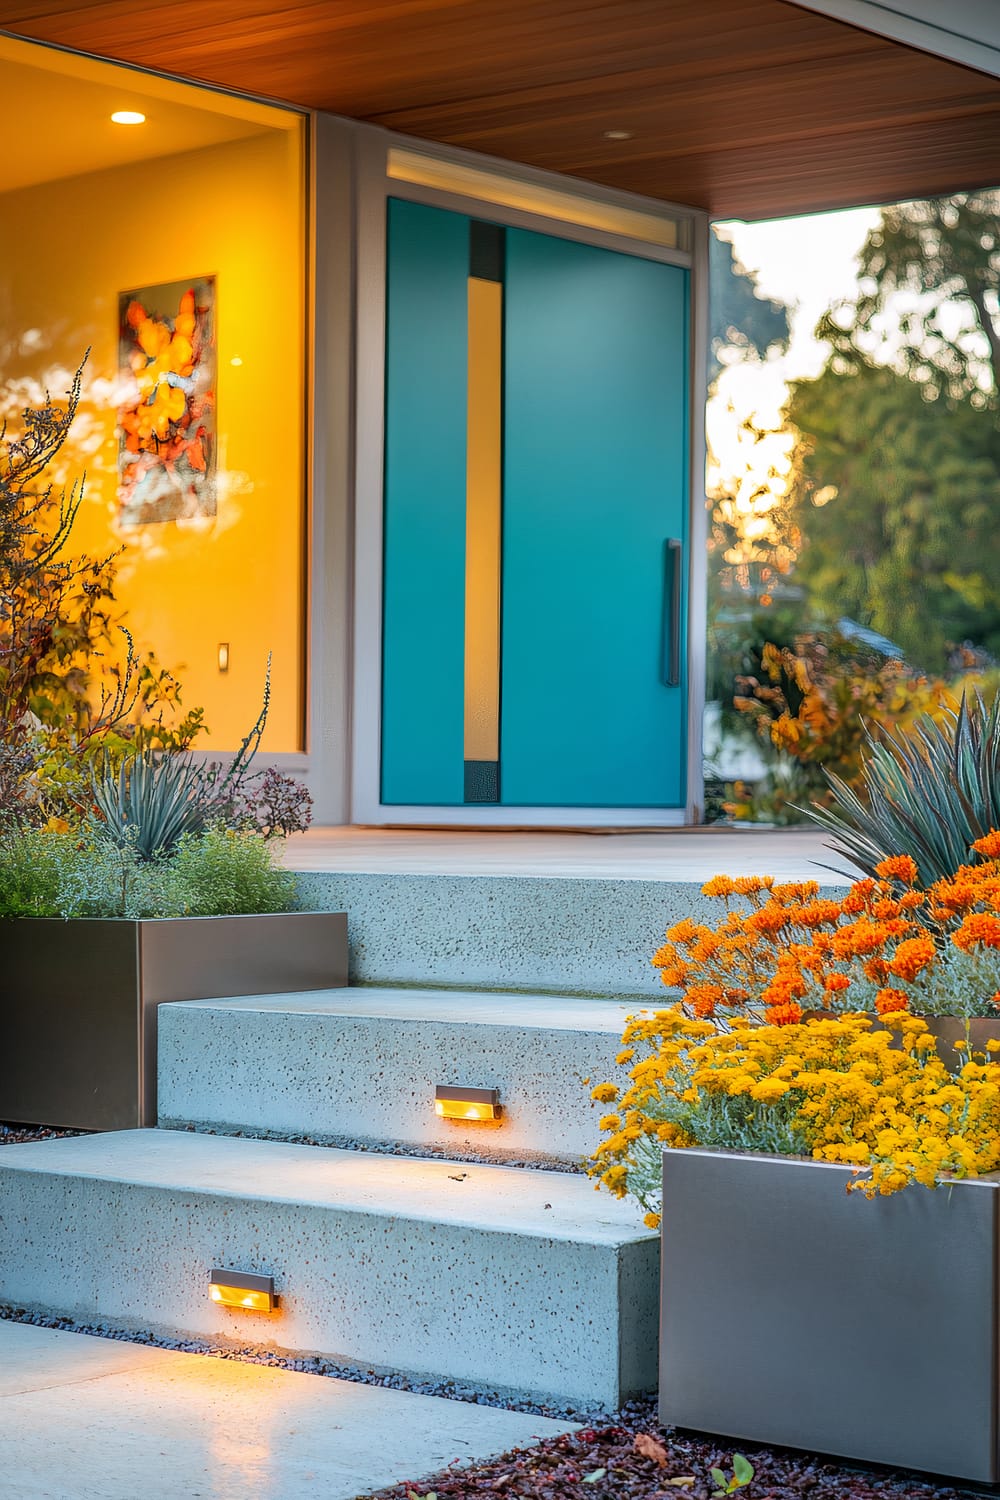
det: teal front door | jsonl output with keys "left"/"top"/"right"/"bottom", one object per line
{"left": 382, "top": 198, "right": 689, "bottom": 810}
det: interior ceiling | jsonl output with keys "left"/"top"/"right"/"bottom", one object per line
{"left": 2, "top": 0, "right": 999, "bottom": 218}
{"left": 0, "top": 54, "right": 266, "bottom": 194}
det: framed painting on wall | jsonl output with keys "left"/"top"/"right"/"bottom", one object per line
{"left": 117, "top": 275, "right": 216, "bottom": 526}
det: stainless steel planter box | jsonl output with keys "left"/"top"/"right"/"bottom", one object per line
{"left": 660, "top": 1147, "right": 1000, "bottom": 1483}
{"left": 0, "top": 913, "right": 348, "bottom": 1132}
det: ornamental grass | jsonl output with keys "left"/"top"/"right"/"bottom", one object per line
{"left": 591, "top": 832, "right": 1000, "bottom": 1216}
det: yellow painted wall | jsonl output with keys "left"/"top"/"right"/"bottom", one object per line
{"left": 0, "top": 126, "right": 306, "bottom": 751}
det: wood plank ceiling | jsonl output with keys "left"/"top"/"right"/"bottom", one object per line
{"left": 2, "top": 0, "right": 999, "bottom": 218}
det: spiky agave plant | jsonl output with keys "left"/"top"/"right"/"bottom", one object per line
{"left": 89, "top": 749, "right": 210, "bottom": 860}
{"left": 807, "top": 693, "right": 1000, "bottom": 886}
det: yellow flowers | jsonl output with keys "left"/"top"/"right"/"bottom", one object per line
{"left": 590, "top": 1007, "right": 1000, "bottom": 1212}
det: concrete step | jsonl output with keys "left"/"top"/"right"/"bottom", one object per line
{"left": 0, "top": 1130, "right": 658, "bottom": 1410}
{"left": 292, "top": 870, "right": 844, "bottom": 996}
{"left": 157, "top": 987, "right": 633, "bottom": 1162}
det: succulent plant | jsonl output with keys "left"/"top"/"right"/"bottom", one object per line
{"left": 89, "top": 749, "right": 210, "bottom": 859}
{"left": 807, "top": 693, "right": 1000, "bottom": 885}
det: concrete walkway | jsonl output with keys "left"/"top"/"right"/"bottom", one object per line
{"left": 0, "top": 1320, "right": 574, "bottom": 1500}
{"left": 283, "top": 824, "right": 849, "bottom": 882}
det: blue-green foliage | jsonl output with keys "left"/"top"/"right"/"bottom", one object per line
{"left": 810, "top": 693, "right": 1000, "bottom": 884}
{"left": 0, "top": 827, "right": 297, "bottom": 919}
{"left": 89, "top": 750, "right": 210, "bottom": 860}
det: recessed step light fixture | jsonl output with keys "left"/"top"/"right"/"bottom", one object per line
{"left": 435, "top": 1085, "right": 503, "bottom": 1122}
{"left": 111, "top": 110, "right": 146, "bottom": 125}
{"left": 209, "top": 1269, "right": 277, "bottom": 1312}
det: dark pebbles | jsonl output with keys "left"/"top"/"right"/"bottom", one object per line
{"left": 368, "top": 1399, "right": 981, "bottom": 1500}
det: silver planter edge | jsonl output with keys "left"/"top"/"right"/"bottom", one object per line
{"left": 0, "top": 912, "right": 348, "bottom": 1131}
{"left": 659, "top": 1145, "right": 1000, "bottom": 1483}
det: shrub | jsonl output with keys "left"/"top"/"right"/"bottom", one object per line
{"left": 808, "top": 693, "right": 1000, "bottom": 884}
{"left": 0, "top": 826, "right": 297, "bottom": 919}
{"left": 590, "top": 1008, "right": 1000, "bottom": 1217}
{"left": 649, "top": 838, "right": 1000, "bottom": 1025}
{"left": 1, "top": 361, "right": 205, "bottom": 828}
{"left": 167, "top": 827, "right": 297, "bottom": 916}
{"left": 731, "top": 631, "right": 955, "bottom": 805}
{"left": 89, "top": 748, "right": 211, "bottom": 860}
{"left": 87, "top": 666, "right": 312, "bottom": 859}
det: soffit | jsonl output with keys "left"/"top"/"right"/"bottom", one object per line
{"left": 1, "top": 0, "right": 999, "bottom": 218}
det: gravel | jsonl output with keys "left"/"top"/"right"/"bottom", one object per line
{"left": 366, "top": 1401, "right": 988, "bottom": 1500}
{"left": 175, "top": 1121, "right": 584, "bottom": 1173}
{"left": 0, "top": 1123, "right": 88, "bottom": 1146}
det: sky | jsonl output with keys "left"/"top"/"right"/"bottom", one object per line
{"left": 705, "top": 205, "right": 882, "bottom": 534}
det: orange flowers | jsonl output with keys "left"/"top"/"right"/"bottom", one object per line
{"left": 653, "top": 834, "right": 1000, "bottom": 1027}
{"left": 764, "top": 1001, "right": 804, "bottom": 1026}
{"left": 875, "top": 987, "right": 910, "bottom": 1016}
{"left": 953, "top": 913, "right": 1000, "bottom": 952}
{"left": 875, "top": 854, "right": 919, "bottom": 885}
{"left": 888, "top": 936, "right": 936, "bottom": 982}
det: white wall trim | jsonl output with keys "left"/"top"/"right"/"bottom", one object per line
{"left": 348, "top": 119, "right": 710, "bottom": 828}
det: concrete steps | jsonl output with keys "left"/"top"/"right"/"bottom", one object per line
{"left": 291, "top": 869, "right": 845, "bottom": 996}
{"left": 157, "top": 987, "right": 634, "bottom": 1162}
{"left": 0, "top": 1130, "right": 657, "bottom": 1410}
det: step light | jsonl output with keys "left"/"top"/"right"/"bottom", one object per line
{"left": 209, "top": 1269, "right": 277, "bottom": 1313}
{"left": 435, "top": 1085, "right": 502, "bottom": 1122}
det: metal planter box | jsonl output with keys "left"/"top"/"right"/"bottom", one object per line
{"left": 0, "top": 912, "right": 348, "bottom": 1132}
{"left": 660, "top": 1147, "right": 1000, "bottom": 1483}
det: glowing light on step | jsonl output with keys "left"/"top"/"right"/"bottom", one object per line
{"left": 209, "top": 1269, "right": 277, "bottom": 1312}
{"left": 111, "top": 110, "right": 146, "bottom": 125}
{"left": 435, "top": 1085, "right": 502, "bottom": 1122}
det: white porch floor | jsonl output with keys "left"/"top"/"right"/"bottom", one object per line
{"left": 282, "top": 824, "right": 851, "bottom": 883}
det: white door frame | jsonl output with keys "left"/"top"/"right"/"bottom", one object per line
{"left": 348, "top": 121, "right": 710, "bottom": 827}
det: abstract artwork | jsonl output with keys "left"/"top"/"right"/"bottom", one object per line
{"left": 117, "top": 276, "right": 216, "bottom": 526}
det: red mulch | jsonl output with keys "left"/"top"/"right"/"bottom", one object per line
{"left": 0, "top": 1124, "right": 85, "bottom": 1145}
{"left": 371, "top": 1401, "right": 976, "bottom": 1499}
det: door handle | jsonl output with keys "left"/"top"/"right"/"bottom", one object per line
{"left": 662, "top": 538, "right": 683, "bottom": 687}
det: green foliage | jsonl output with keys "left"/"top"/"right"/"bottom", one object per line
{"left": 0, "top": 827, "right": 68, "bottom": 915}
{"left": 807, "top": 694, "right": 1000, "bottom": 885}
{"left": 0, "top": 827, "right": 297, "bottom": 920}
{"left": 820, "top": 191, "right": 1000, "bottom": 404}
{"left": 711, "top": 1454, "right": 755, "bottom": 1495}
{"left": 788, "top": 361, "right": 1000, "bottom": 674}
{"left": 167, "top": 828, "right": 297, "bottom": 916}
{"left": 709, "top": 232, "right": 789, "bottom": 383}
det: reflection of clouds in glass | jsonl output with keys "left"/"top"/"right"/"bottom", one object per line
{"left": 0, "top": 360, "right": 120, "bottom": 464}
{"left": 111, "top": 468, "right": 254, "bottom": 579}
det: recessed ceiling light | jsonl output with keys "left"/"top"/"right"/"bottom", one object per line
{"left": 602, "top": 129, "right": 633, "bottom": 141}
{"left": 111, "top": 110, "right": 146, "bottom": 125}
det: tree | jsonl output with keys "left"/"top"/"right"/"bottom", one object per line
{"left": 788, "top": 358, "right": 1000, "bottom": 673}
{"left": 709, "top": 230, "right": 790, "bottom": 384}
{"left": 788, "top": 189, "right": 1000, "bottom": 673}
{"left": 818, "top": 191, "right": 1000, "bottom": 405}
